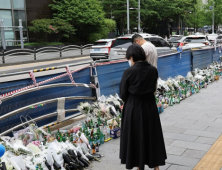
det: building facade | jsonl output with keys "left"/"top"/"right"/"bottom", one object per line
{"left": 0, "top": 0, "right": 53, "bottom": 45}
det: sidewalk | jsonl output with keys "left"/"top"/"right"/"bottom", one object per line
{"left": 91, "top": 79, "right": 222, "bottom": 170}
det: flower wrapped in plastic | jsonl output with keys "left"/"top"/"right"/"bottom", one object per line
{"left": 77, "top": 102, "right": 92, "bottom": 114}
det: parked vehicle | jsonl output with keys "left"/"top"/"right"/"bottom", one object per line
{"left": 182, "top": 35, "right": 211, "bottom": 48}
{"left": 216, "top": 35, "right": 222, "bottom": 44}
{"left": 90, "top": 39, "right": 115, "bottom": 60}
{"left": 109, "top": 33, "right": 173, "bottom": 60}
{"left": 195, "top": 32, "right": 204, "bottom": 35}
{"left": 207, "top": 34, "right": 219, "bottom": 45}
{"left": 168, "top": 35, "right": 183, "bottom": 42}
{"left": 169, "top": 36, "right": 188, "bottom": 47}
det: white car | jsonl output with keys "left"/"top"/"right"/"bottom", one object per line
{"left": 109, "top": 33, "right": 173, "bottom": 60}
{"left": 90, "top": 39, "right": 115, "bottom": 60}
{"left": 207, "top": 34, "right": 219, "bottom": 45}
{"left": 182, "top": 35, "right": 211, "bottom": 49}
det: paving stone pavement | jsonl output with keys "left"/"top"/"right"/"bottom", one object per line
{"left": 91, "top": 79, "right": 222, "bottom": 170}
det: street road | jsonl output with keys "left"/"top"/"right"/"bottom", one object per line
{"left": 0, "top": 55, "right": 93, "bottom": 83}
{"left": 0, "top": 49, "right": 90, "bottom": 64}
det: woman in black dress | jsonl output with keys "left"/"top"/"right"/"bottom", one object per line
{"left": 119, "top": 44, "right": 167, "bottom": 170}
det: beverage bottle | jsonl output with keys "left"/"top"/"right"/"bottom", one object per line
{"left": 98, "top": 116, "right": 101, "bottom": 126}
{"left": 69, "top": 133, "right": 73, "bottom": 142}
{"left": 92, "top": 144, "right": 96, "bottom": 154}
{"left": 73, "top": 133, "right": 77, "bottom": 141}
{"left": 56, "top": 129, "right": 61, "bottom": 141}
{"left": 62, "top": 134, "right": 66, "bottom": 142}
{"left": 39, "top": 164, "right": 43, "bottom": 170}
{"left": 106, "top": 126, "right": 111, "bottom": 138}
{"left": 44, "top": 136, "right": 47, "bottom": 145}
{"left": 90, "top": 119, "right": 94, "bottom": 127}
{"left": 96, "top": 143, "right": 99, "bottom": 152}
{"left": 169, "top": 96, "right": 173, "bottom": 106}
{"left": 36, "top": 166, "right": 39, "bottom": 170}
{"left": 88, "top": 120, "right": 91, "bottom": 129}
{"left": 47, "top": 127, "right": 51, "bottom": 134}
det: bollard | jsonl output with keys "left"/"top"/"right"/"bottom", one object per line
{"left": 81, "top": 45, "right": 83, "bottom": 55}
{"left": 60, "top": 46, "right": 62, "bottom": 57}
{"left": 34, "top": 48, "right": 36, "bottom": 60}
{"left": 2, "top": 50, "right": 5, "bottom": 64}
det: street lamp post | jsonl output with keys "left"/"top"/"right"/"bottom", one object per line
{"left": 138, "top": 0, "right": 140, "bottom": 33}
{"left": 212, "top": 0, "right": 214, "bottom": 34}
{"left": 127, "top": 0, "right": 130, "bottom": 34}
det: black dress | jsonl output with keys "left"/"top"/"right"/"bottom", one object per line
{"left": 119, "top": 61, "right": 167, "bottom": 170}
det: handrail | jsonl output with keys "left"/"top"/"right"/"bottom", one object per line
{"left": 36, "top": 52, "right": 59, "bottom": 58}
{"left": 4, "top": 52, "right": 33, "bottom": 60}
{"left": 1, "top": 83, "right": 95, "bottom": 102}
{"left": 0, "top": 96, "right": 96, "bottom": 122}
{"left": 61, "top": 45, "right": 80, "bottom": 49}
{"left": 4, "top": 48, "right": 34, "bottom": 54}
{"left": 0, "top": 110, "right": 81, "bottom": 136}
{"left": 82, "top": 44, "right": 93, "bottom": 48}
{"left": 36, "top": 50, "right": 60, "bottom": 53}
{"left": 36, "top": 46, "right": 60, "bottom": 51}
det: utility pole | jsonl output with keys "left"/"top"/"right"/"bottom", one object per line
{"left": 19, "top": 19, "right": 24, "bottom": 49}
{"left": 127, "top": 0, "right": 130, "bottom": 34}
{"left": 0, "top": 19, "right": 6, "bottom": 50}
{"left": 181, "top": 19, "right": 183, "bottom": 35}
{"left": 138, "top": 0, "right": 140, "bottom": 33}
{"left": 212, "top": 0, "right": 214, "bottom": 34}
{"left": 178, "top": 14, "right": 180, "bottom": 35}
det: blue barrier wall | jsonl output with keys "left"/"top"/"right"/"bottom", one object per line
{"left": 212, "top": 47, "right": 221, "bottom": 62}
{"left": 192, "top": 49, "right": 212, "bottom": 70}
{"left": 96, "top": 62, "right": 129, "bottom": 96}
{"left": 0, "top": 47, "right": 220, "bottom": 134}
{"left": 0, "top": 68, "right": 92, "bottom": 133}
{"left": 157, "top": 51, "right": 192, "bottom": 80}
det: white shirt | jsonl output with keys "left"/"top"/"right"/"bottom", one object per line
{"left": 141, "top": 42, "right": 158, "bottom": 68}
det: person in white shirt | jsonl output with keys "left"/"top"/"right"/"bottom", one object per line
{"left": 132, "top": 34, "right": 158, "bottom": 68}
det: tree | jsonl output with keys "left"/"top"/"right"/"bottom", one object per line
{"left": 102, "top": 0, "right": 138, "bottom": 35}
{"left": 29, "top": 19, "right": 75, "bottom": 42}
{"left": 102, "top": 0, "right": 195, "bottom": 35}
{"left": 49, "top": 0, "right": 108, "bottom": 41}
{"left": 205, "top": 0, "right": 222, "bottom": 30}
{"left": 183, "top": 0, "right": 207, "bottom": 30}
{"left": 89, "top": 19, "right": 116, "bottom": 42}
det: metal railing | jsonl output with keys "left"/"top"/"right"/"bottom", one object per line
{"left": 0, "top": 44, "right": 93, "bottom": 64}
{"left": 0, "top": 95, "right": 96, "bottom": 136}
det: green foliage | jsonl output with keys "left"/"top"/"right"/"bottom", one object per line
{"left": 29, "top": 19, "right": 55, "bottom": 34}
{"left": 104, "top": 19, "right": 116, "bottom": 32}
{"left": 102, "top": 0, "right": 195, "bottom": 34}
{"left": 102, "top": 0, "right": 137, "bottom": 34}
{"left": 29, "top": 19, "right": 75, "bottom": 42}
{"left": 204, "top": 0, "right": 222, "bottom": 28}
{"left": 183, "top": 0, "right": 207, "bottom": 28}
{"left": 88, "top": 19, "right": 116, "bottom": 42}
{"left": 49, "top": 0, "right": 105, "bottom": 26}
{"left": 49, "top": 0, "right": 116, "bottom": 42}
{"left": 88, "top": 33, "right": 103, "bottom": 42}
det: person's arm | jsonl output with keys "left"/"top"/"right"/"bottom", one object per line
{"left": 154, "top": 68, "right": 159, "bottom": 95}
{"left": 120, "top": 70, "right": 130, "bottom": 102}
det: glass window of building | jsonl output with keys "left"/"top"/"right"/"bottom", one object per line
{"left": 0, "top": 0, "right": 11, "bottom": 9}
{"left": 0, "top": 10, "right": 13, "bottom": 30}
{"left": 14, "top": 10, "right": 27, "bottom": 29}
{"left": 13, "top": 0, "right": 25, "bottom": 9}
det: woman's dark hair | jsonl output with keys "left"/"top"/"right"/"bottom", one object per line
{"left": 126, "top": 44, "right": 146, "bottom": 62}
